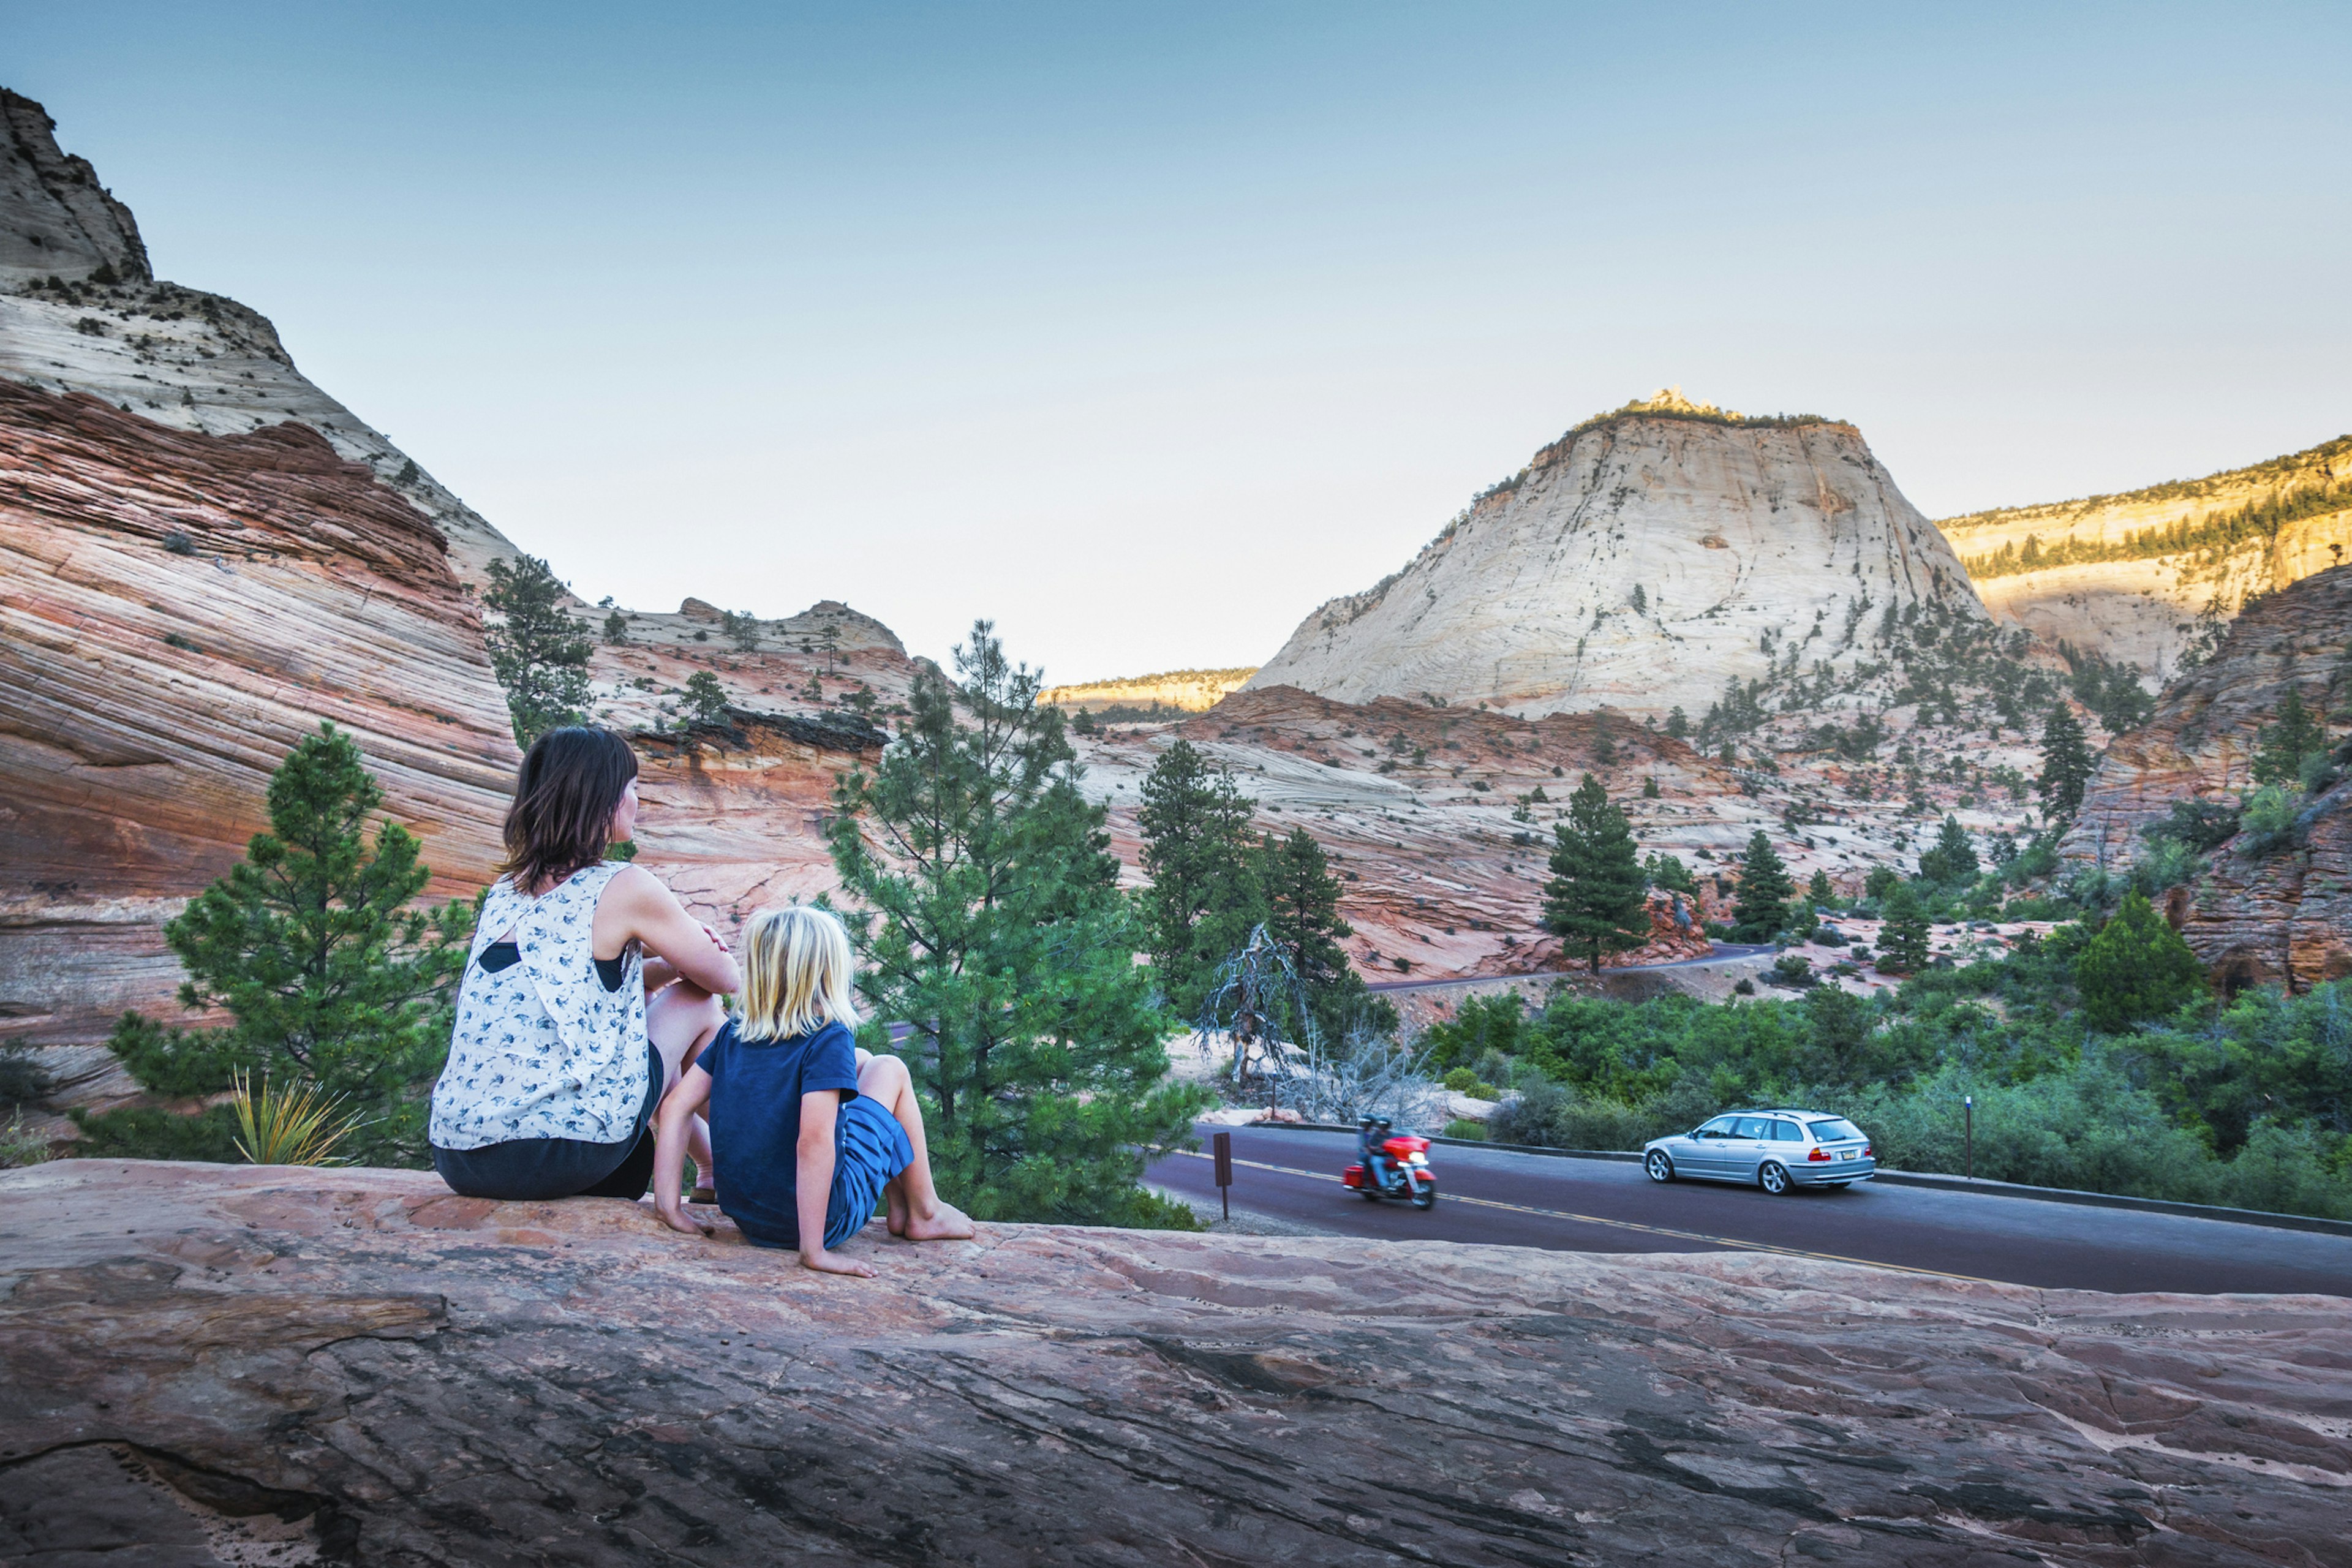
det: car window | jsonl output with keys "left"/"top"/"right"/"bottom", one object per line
{"left": 1770, "top": 1120, "right": 1803, "bottom": 1142}
{"left": 1733, "top": 1117, "right": 1773, "bottom": 1139}
{"left": 1697, "top": 1117, "right": 1737, "bottom": 1138}
{"left": 1807, "top": 1118, "right": 1864, "bottom": 1142}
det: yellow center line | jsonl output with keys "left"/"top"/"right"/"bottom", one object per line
{"left": 1173, "top": 1148, "right": 1997, "bottom": 1284}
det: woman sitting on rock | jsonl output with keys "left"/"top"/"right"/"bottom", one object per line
{"left": 430, "top": 726, "right": 739, "bottom": 1202}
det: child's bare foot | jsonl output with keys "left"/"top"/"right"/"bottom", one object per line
{"left": 886, "top": 1185, "right": 911, "bottom": 1237}
{"left": 900, "top": 1199, "right": 974, "bottom": 1242}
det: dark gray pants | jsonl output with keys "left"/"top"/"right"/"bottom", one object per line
{"left": 432, "top": 1041, "right": 662, "bottom": 1202}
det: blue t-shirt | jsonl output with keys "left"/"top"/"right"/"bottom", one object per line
{"left": 701, "top": 1017, "right": 861, "bottom": 1245}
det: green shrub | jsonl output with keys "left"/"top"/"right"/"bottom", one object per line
{"left": 2238, "top": 784, "right": 2301, "bottom": 856}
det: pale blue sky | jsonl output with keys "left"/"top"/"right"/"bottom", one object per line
{"left": 7, "top": 3, "right": 2348, "bottom": 678}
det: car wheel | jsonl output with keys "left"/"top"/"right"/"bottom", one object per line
{"left": 1758, "top": 1161, "right": 1792, "bottom": 1196}
{"left": 1644, "top": 1150, "right": 1675, "bottom": 1183}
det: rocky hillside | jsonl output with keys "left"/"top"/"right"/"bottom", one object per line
{"left": 9, "top": 1159, "right": 2346, "bottom": 1566}
{"left": 1942, "top": 435, "right": 2352, "bottom": 680}
{"left": 1250, "top": 390, "right": 1987, "bottom": 721}
{"left": 0, "top": 90, "right": 535, "bottom": 1094}
{"left": 1041, "top": 666, "right": 1256, "bottom": 714}
{"left": 2061, "top": 564, "right": 2352, "bottom": 992}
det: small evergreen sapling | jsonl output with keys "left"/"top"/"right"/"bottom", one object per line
{"left": 77, "top": 725, "right": 472, "bottom": 1165}
{"left": 483, "top": 553, "right": 592, "bottom": 745}
{"left": 1542, "top": 773, "right": 1650, "bottom": 973}
{"left": 1875, "top": 882, "right": 1932, "bottom": 974}
{"left": 1917, "top": 815, "right": 1979, "bottom": 883}
{"left": 2037, "top": 704, "right": 2095, "bottom": 819}
{"left": 1136, "top": 739, "right": 1264, "bottom": 1017}
{"left": 1729, "top": 830, "right": 1795, "bottom": 941}
{"left": 682, "top": 671, "right": 731, "bottom": 728}
{"left": 2252, "top": 688, "right": 2326, "bottom": 787}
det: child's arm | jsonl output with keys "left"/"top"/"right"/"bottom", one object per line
{"left": 794, "top": 1090, "right": 873, "bottom": 1278}
{"left": 654, "top": 1064, "right": 714, "bottom": 1235}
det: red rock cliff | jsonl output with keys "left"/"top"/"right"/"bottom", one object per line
{"left": 0, "top": 380, "right": 519, "bottom": 1057}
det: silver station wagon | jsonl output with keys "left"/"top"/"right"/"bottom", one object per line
{"left": 1643, "top": 1109, "right": 1875, "bottom": 1194}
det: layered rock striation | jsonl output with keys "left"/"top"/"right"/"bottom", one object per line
{"left": 6, "top": 1160, "right": 2348, "bottom": 1566}
{"left": 1943, "top": 435, "right": 2352, "bottom": 680}
{"left": 1250, "top": 392, "right": 1988, "bottom": 721}
{"left": 2062, "top": 564, "right": 2352, "bottom": 992}
{"left": 0, "top": 380, "right": 521, "bottom": 1060}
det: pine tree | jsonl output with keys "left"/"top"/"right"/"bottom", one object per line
{"left": 1665, "top": 706, "right": 1689, "bottom": 739}
{"left": 483, "top": 553, "right": 592, "bottom": 746}
{"left": 1136, "top": 739, "right": 1263, "bottom": 1015}
{"left": 1727, "top": 830, "right": 1796, "bottom": 941}
{"left": 2037, "top": 703, "right": 2095, "bottom": 818}
{"left": 1917, "top": 814, "right": 1979, "bottom": 883}
{"left": 1807, "top": 869, "right": 1834, "bottom": 903}
{"left": 2252, "top": 687, "right": 2326, "bottom": 786}
{"left": 721, "top": 609, "right": 762, "bottom": 653}
{"left": 74, "top": 725, "right": 473, "bottom": 1165}
{"left": 1542, "top": 773, "right": 1651, "bottom": 973}
{"left": 1875, "top": 881, "right": 1932, "bottom": 974}
{"left": 1257, "top": 825, "right": 1375, "bottom": 1037}
{"left": 2075, "top": 891, "right": 2206, "bottom": 1030}
{"left": 828, "top": 621, "right": 1207, "bottom": 1226}
{"left": 602, "top": 609, "right": 630, "bottom": 646}
{"left": 682, "top": 671, "right": 731, "bottom": 727}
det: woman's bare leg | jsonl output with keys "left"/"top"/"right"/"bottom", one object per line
{"left": 855, "top": 1054, "right": 973, "bottom": 1241}
{"left": 649, "top": 981, "right": 726, "bottom": 1194}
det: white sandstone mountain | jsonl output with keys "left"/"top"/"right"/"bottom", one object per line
{"left": 1249, "top": 391, "right": 1989, "bottom": 720}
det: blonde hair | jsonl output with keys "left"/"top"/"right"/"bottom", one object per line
{"left": 738, "top": 905, "right": 862, "bottom": 1039}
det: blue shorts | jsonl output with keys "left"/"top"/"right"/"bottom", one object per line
{"left": 732, "top": 1096, "right": 914, "bottom": 1253}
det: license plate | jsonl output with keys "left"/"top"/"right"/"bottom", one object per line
{"left": 1840, "top": 1150, "right": 1855, "bottom": 1159}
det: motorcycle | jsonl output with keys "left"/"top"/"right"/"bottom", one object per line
{"left": 1343, "top": 1133, "right": 1438, "bottom": 1210}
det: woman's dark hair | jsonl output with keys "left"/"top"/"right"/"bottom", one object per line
{"left": 501, "top": 726, "right": 639, "bottom": 891}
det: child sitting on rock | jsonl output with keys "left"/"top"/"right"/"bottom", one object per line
{"left": 654, "top": 904, "right": 973, "bottom": 1275}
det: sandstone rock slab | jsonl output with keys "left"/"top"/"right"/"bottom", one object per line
{"left": 4, "top": 1161, "right": 2346, "bottom": 1566}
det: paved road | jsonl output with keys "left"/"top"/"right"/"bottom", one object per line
{"left": 1146, "top": 1123, "right": 2352, "bottom": 1297}
{"left": 1363, "top": 943, "right": 1774, "bottom": 995}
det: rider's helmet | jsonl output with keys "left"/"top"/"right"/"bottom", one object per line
{"left": 1372, "top": 1116, "right": 1393, "bottom": 1131}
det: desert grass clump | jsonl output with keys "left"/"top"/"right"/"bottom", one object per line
{"left": 0, "top": 1110, "right": 51, "bottom": 1169}
{"left": 230, "top": 1070, "right": 360, "bottom": 1166}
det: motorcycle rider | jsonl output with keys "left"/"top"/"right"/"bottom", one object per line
{"left": 1358, "top": 1115, "right": 1395, "bottom": 1193}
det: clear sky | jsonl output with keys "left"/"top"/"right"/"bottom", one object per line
{"left": 7, "top": 3, "right": 2348, "bottom": 680}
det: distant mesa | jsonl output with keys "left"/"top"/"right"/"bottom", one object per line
{"left": 1248, "top": 390, "right": 1984, "bottom": 720}
{"left": 1941, "top": 434, "right": 2352, "bottom": 680}
{"left": 1042, "top": 667, "right": 1257, "bottom": 714}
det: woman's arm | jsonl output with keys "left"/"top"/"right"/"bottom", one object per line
{"left": 653, "top": 1065, "right": 714, "bottom": 1235}
{"left": 794, "top": 1090, "right": 873, "bottom": 1278}
{"left": 600, "top": 865, "right": 742, "bottom": 995}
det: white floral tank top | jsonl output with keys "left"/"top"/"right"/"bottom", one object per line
{"left": 429, "top": 861, "right": 649, "bottom": 1150}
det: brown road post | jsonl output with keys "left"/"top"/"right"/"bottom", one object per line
{"left": 1213, "top": 1131, "right": 1233, "bottom": 1220}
